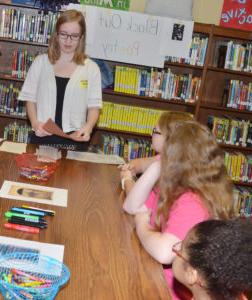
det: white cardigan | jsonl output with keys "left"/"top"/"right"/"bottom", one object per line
{"left": 18, "top": 54, "right": 102, "bottom": 132}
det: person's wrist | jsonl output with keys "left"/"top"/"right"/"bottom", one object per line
{"left": 84, "top": 124, "right": 93, "bottom": 134}
{"left": 121, "top": 176, "right": 135, "bottom": 190}
{"left": 31, "top": 120, "right": 39, "bottom": 131}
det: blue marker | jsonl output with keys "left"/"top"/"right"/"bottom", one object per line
{"left": 11, "top": 207, "right": 46, "bottom": 217}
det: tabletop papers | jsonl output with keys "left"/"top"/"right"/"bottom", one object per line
{"left": 66, "top": 151, "right": 125, "bottom": 165}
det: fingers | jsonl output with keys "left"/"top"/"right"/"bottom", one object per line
{"left": 35, "top": 128, "right": 51, "bottom": 137}
{"left": 70, "top": 132, "right": 91, "bottom": 142}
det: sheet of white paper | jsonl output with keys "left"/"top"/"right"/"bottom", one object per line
{"left": 0, "top": 141, "right": 27, "bottom": 154}
{"left": 0, "top": 236, "right": 64, "bottom": 276}
{"left": 67, "top": 151, "right": 125, "bottom": 165}
{"left": 85, "top": 6, "right": 165, "bottom": 67}
{"left": 0, "top": 181, "right": 68, "bottom": 207}
{"left": 159, "top": 18, "right": 194, "bottom": 58}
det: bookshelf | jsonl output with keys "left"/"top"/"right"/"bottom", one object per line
{"left": 0, "top": 5, "right": 252, "bottom": 176}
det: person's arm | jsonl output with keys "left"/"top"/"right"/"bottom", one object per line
{"left": 135, "top": 211, "right": 180, "bottom": 264}
{"left": 120, "top": 169, "right": 136, "bottom": 195}
{"left": 71, "top": 107, "right": 100, "bottom": 142}
{"left": 130, "top": 156, "right": 159, "bottom": 174}
{"left": 119, "top": 156, "right": 158, "bottom": 177}
{"left": 123, "top": 160, "right": 160, "bottom": 214}
{"left": 26, "top": 101, "right": 51, "bottom": 137}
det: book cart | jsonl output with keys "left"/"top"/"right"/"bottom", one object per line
{"left": 0, "top": 2, "right": 251, "bottom": 217}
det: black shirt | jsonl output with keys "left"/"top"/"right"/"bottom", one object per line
{"left": 55, "top": 76, "right": 70, "bottom": 129}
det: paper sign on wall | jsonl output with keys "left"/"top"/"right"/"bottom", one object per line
{"left": 85, "top": 6, "right": 165, "bottom": 67}
{"left": 220, "top": 0, "right": 252, "bottom": 31}
{"left": 65, "top": 5, "right": 194, "bottom": 67}
{"left": 159, "top": 18, "right": 194, "bottom": 58}
{"left": 80, "top": 0, "right": 130, "bottom": 11}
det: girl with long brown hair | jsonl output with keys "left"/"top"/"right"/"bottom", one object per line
{"left": 123, "top": 119, "right": 234, "bottom": 300}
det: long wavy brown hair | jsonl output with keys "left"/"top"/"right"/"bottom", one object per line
{"left": 48, "top": 10, "right": 87, "bottom": 64}
{"left": 156, "top": 120, "right": 234, "bottom": 229}
{"left": 158, "top": 111, "right": 193, "bottom": 135}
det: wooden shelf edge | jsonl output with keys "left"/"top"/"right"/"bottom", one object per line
{"left": 213, "top": 24, "right": 252, "bottom": 40}
{"left": 102, "top": 89, "right": 196, "bottom": 107}
{"left": 233, "top": 181, "right": 252, "bottom": 187}
{"left": 164, "top": 61, "right": 204, "bottom": 70}
{"left": 0, "top": 37, "right": 48, "bottom": 47}
{"left": 219, "top": 143, "right": 252, "bottom": 153}
{"left": 207, "top": 66, "right": 252, "bottom": 77}
{"left": 200, "top": 102, "right": 252, "bottom": 115}
{"left": 0, "top": 74, "right": 24, "bottom": 82}
{"left": 0, "top": 113, "right": 27, "bottom": 120}
{"left": 96, "top": 127, "right": 151, "bottom": 138}
{"left": 0, "top": 3, "right": 40, "bottom": 10}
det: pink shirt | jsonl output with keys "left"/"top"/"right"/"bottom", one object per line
{"left": 145, "top": 190, "right": 210, "bottom": 300}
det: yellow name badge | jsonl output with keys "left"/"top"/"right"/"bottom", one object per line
{"left": 80, "top": 80, "right": 88, "bottom": 89}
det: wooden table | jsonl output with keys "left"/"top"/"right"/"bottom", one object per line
{"left": 0, "top": 150, "right": 170, "bottom": 300}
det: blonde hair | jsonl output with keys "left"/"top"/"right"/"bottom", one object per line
{"left": 48, "top": 10, "right": 87, "bottom": 64}
{"left": 156, "top": 120, "right": 234, "bottom": 228}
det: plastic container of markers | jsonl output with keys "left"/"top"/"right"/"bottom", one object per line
{"left": 15, "top": 153, "right": 59, "bottom": 181}
{"left": 0, "top": 252, "right": 70, "bottom": 300}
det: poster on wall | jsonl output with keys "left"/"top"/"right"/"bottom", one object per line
{"left": 220, "top": 0, "right": 252, "bottom": 31}
{"left": 80, "top": 0, "right": 130, "bottom": 11}
{"left": 85, "top": 6, "right": 166, "bottom": 67}
{"left": 64, "top": 5, "right": 193, "bottom": 67}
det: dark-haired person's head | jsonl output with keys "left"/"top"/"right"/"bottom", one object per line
{"left": 172, "top": 219, "right": 252, "bottom": 300}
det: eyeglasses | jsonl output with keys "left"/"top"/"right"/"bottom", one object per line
{"left": 152, "top": 127, "right": 162, "bottom": 135}
{"left": 172, "top": 241, "right": 189, "bottom": 263}
{"left": 58, "top": 32, "right": 81, "bottom": 41}
{"left": 172, "top": 241, "right": 205, "bottom": 288}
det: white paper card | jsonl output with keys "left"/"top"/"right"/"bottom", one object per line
{"left": 0, "top": 181, "right": 68, "bottom": 207}
{"left": 159, "top": 18, "right": 194, "bottom": 58}
{"left": 0, "top": 236, "right": 64, "bottom": 276}
{"left": 67, "top": 151, "right": 125, "bottom": 165}
{"left": 0, "top": 141, "right": 27, "bottom": 154}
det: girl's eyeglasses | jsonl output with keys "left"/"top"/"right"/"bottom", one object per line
{"left": 172, "top": 241, "right": 205, "bottom": 288}
{"left": 172, "top": 241, "right": 189, "bottom": 263}
{"left": 58, "top": 32, "right": 81, "bottom": 41}
{"left": 152, "top": 127, "right": 162, "bottom": 135}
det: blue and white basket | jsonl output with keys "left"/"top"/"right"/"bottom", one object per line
{"left": 0, "top": 252, "right": 70, "bottom": 300}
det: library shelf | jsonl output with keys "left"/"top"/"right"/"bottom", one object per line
{"left": 164, "top": 61, "right": 204, "bottom": 70}
{"left": 1, "top": 4, "right": 251, "bottom": 218}
{"left": 102, "top": 89, "right": 196, "bottom": 107}
{"left": 0, "top": 37, "right": 48, "bottom": 47}
{"left": 199, "top": 103, "right": 252, "bottom": 116}
{"left": 219, "top": 143, "right": 252, "bottom": 153}
{"left": 0, "top": 113, "right": 27, "bottom": 120}
{"left": 233, "top": 181, "right": 252, "bottom": 188}
{"left": 0, "top": 3, "right": 40, "bottom": 10}
{"left": 0, "top": 74, "right": 24, "bottom": 82}
{"left": 95, "top": 127, "right": 152, "bottom": 138}
{"left": 207, "top": 66, "right": 252, "bottom": 77}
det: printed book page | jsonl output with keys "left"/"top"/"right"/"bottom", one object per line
{"left": 66, "top": 151, "right": 125, "bottom": 165}
{"left": 0, "top": 141, "right": 27, "bottom": 154}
